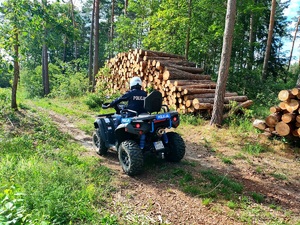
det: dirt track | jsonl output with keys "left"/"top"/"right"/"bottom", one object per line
{"left": 47, "top": 110, "right": 300, "bottom": 224}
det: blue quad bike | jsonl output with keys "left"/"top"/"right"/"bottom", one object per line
{"left": 92, "top": 90, "right": 186, "bottom": 176}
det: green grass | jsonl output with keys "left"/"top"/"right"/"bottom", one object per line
{"left": 180, "top": 114, "right": 205, "bottom": 126}
{"left": 251, "top": 192, "right": 265, "bottom": 203}
{"left": 0, "top": 102, "right": 115, "bottom": 224}
{"left": 220, "top": 155, "right": 233, "bottom": 164}
{"left": 270, "top": 173, "right": 287, "bottom": 180}
{"left": 2, "top": 88, "right": 298, "bottom": 224}
{"left": 242, "top": 142, "right": 266, "bottom": 155}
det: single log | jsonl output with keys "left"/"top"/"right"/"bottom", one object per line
{"left": 278, "top": 90, "right": 294, "bottom": 101}
{"left": 153, "top": 58, "right": 197, "bottom": 67}
{"left": 185, "top": 100, "right": 192, "bottom": 108}
{"left": 172, "top": 80, "right": 214, "bottom": 86}
{"left": 292, "top": 129, "right": 299, "bottom": 137}
{"left": 281, "top": 113, "right": 296, "bottom": 123}
{"left": 278, "top": 101, "right": 287, "bottom": 110}
{"left": 286, "top": 99, "right": 300, "bottom": 113}
{"left": 265, "top": 113, "right": 281, "bottom": 127}
{"left": 225, "top": 96, "right": 248, "bottom": 102}
{"left": 183, "top": 92, "right": 238, "bottom": 101}
{"left": 156, "top": 61, "right": 204, "bottom": 74}
{"left": 193, "top": 102, "right": 213, "bottom": 110}
{"left": 174, "top": 84, "right": 216, "bottom": 91}
{"left": 270, "top": 106, "right": 282, "bottom": 113}
{"left": 291, "top": 87, "right": 300, "bottom": 96}
{"left": 275, "top": 121, "right": 292, "bottom": 136}
{"left": 223, "top": 100, "right": 253, "bottom": 118}
{"left": 238, "top": 100, "right": 253, "bottom": 109}
{"left": 173, "top": 66, "right": 204, "bottom": 74}
{"left": 183, "top": 89, "right": 216, "bottom": 95}
{"left": 190, "top": 96, "right": 248, "bottom": 104}
{"left": 253, "top": 119, "right": 266, "bottom": 130}
{"left": 142, "top": 49, "right": 186, "bottom": 59}
{"left": 163, "top": 67, "right": 211, "bottom": 81}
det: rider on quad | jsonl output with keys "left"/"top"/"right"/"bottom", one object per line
{"left": 108, "top": 76, "right": 147, "bottom": 117}
{"left": 93, "top": 76, "right": 186, "bottom": 176}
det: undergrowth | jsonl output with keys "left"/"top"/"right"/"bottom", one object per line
{"left": 0, "top": 89, "right": 115, "bottom": 224}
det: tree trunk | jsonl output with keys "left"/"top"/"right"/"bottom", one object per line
{"left": 93, "top": 0, "right": 100, "bottom": 80}
{"left": 63, "top": 35, "right": 67, "bottom": 63}
{"left": 247, "top": 5, "right": 255, "bottom": 71}
{"left": 210, "top": 0, "right": 236, "bottom": 126}
{"left": 185, "top": 0, "right": 192, "bottom": 60}
{"left": 124, "top": 0, "right": 128, "bottom": 16}
{"left": 288, "top": 16, "right": 300, "bottom": 71}
{"left": 109, "top": 0, "right": 115, "bottom": 58}
{"left": 262, "top": 0, "right": 276, "bottom": 81}
{"left": 70, "top": 0, "right": 77, "bottom": 61}
{"left": 11, "top": 30, "right": 19, "bottom": 110}
{"left": 42, "top": 44, "right": 50, "bottom": 96}
{"left": 42, "top": 0, "right": 50, "bottom": 96}
{"left": 88, "top": 0, "right": 95, "bottom": 91}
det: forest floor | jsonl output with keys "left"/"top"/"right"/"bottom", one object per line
{"left": 41, "top": 108, "right": 300, "bottom": 225}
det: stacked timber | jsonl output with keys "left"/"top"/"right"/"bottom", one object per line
{"left": 97, "top": 49, "right": 252, "bottom": 114}
{"left": 253, "top": 88, "right": 300, "bottom": 137}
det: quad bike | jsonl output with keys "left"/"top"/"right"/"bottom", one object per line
{"left": 92, "top": 90, "right": 186, "bottom": 176}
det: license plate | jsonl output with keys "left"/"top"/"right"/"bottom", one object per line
{"left": 154, "top": 141, "right": 164, "bottom": 151}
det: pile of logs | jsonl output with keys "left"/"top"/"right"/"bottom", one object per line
{"left": 253, "top": 88, "right": 300, "bottom": 137}
{"left": 97, "top": 49, "right": 253, "bottom": 114}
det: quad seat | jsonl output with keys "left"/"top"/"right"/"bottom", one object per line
{"left": 144, "top": 90, "right": 163, "bottom": 114}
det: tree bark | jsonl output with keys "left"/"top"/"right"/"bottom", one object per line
{"left": 42, "top": 44, "right": 50, "bottom": 96}
{"left": 124, "top": 0, "right": 128, "bottom": 16}
{"left": 109, "top": 0, "right": 115, "bottom": 58}
{"left": 42, "top": 0, "right": 50, "bottom": 96}
{"left": 93, "top": 0, "right": 100, "bottom": 91}
{"left": 288, "top": 16, "right": 300, "bottom": 71}
{"left": 88, "top": 0, "right": 95, "bottom": 91}
{"left": 70, "top": 0, "right": 77, "bottom": 60}
{"left": 210, "top": 0, "right": 236, "bottom": 126}
{"left": 262, "top": 0, "right": 276, "bottom": 81}
{"left": 247, "top": 3, "right": 255, "bottom": 71}
{"left": 11, "top": 30, "right": 19, "bottom": 110}
{"left": 185, "top": 0, "right": 192, "bottom": 60}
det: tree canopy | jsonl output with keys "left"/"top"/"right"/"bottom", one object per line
{"left": 0, "top": 0, "right": 299, "bottom": 110}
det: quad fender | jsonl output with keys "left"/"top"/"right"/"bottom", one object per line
{"left": 115, "top": 125, "right": 132, "bottom": 148}
{"left": 94, "top": 118, "right": 115, "bottom": 148}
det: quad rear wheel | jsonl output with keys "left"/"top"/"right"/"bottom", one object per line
{"left": 118, "top": 140, "right": 143, "bottom": 176}
{"left": 165, "top": 132, "right": 185, "bottom": 162}
{"left": 92, "top": 129, "right": 108, "bottom": 155}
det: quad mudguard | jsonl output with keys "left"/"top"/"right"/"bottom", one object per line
{"left": 94, "top": 117, "right": 117, "bottom": 148}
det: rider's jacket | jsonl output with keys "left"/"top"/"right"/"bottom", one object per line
{"left": 110, "top": 87, "right": 147, "bottom": 115}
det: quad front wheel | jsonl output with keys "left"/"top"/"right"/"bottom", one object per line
{"left": 118, "top": 140, "right": 144, "bottom": 176}
{"left": 165, "top": 132, "right": 186, "bottom": 162}
{"left": 92, "top": 129, "right": 108, "bottom": 156}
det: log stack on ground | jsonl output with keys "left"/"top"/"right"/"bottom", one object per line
{"left": 97, "top": 49, "right": 252, "bottom": 114}
{"left": 253, "top": 87, "right": 300, "bottom": 138}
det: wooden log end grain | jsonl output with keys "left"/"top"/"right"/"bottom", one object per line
{"left": 269, "top": 106, "right": 282, "bottom": 113}
{"left": 286, "top": 99, "right": 300, "bottom": 113}
{"left": 291, "top": 87, "right": 300, "bottom": 96}
{"left": 275, "top": 121, "right": 292, "bottom": 137}
{"left": 278, "top": 90, "right": 293, "bottom": 101}
{"left": 253, "top": 119, "right": 267, "bottom": 131}
{"left": 281, "top": 113, "right": 296, "bottom": 124}
{"left": 278, "top": 101, "right": 287, "bottom": 110}
{"left": 265, "top": 113, "right": 281, "bottom": 127}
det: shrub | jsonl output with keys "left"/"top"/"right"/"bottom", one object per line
{"left": 0, "top": 88, "right": 11, "bottom": 116}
